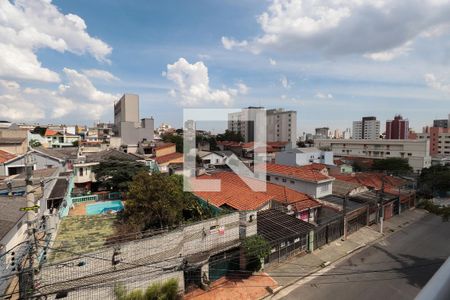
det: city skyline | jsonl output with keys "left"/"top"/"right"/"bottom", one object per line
{"left": 2, "top": 0, "right": 450, "bottom": 133}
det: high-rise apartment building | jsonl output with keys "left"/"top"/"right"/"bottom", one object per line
{"left": 352, "top": 116, "right": 380, "bottom": 139}
{"left": 386, "top": 115, "right": 409, "bottom": 139}
{"left": 228, "top": 107, "right": 297, "bottom": 144}
{"left": 315, "top": 127, "right": 329, "bottom": 138}
{"left": 113, "top": 94, "right": 154, "bottom": 149}
{"left": 433, "top": 119, "right": 448, "bottom": 128}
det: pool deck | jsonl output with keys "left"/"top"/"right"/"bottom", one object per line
{"left": 68, "top": 201, "right": 94, "bottom": 216}
{"left": 69, "top": 200, "right": 124, "bottom": 216}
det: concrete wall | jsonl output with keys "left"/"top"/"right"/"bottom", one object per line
{"left": 38, "top": 212, "right": 253, "bottom": 298}
{"left": 275, "top": 149, "right": 334, "bottom": 166}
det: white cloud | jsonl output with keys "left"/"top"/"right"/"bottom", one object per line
{"left": 82, "top": 69, "right": 119, "bottom": 81}
{"left": 222, "top": 0, "right": 450, "bottom": 60}
{"left": 424, "top": 73, "right": 450, "bottom": 94}
{"left": 364, "top": 42, "right": 412, "bottom": 61}
{"left": 269, "top": 58, "right": 277, "bottom": 66}
{"left": 164, "top": 58, "right": 241, "bottom": 106}
{"left": 280, "top": 75, "right": 291, "bottom": 89}
{"left": 0, "top": 69, "right": 118, "bottom": 121}
{"left": 315, "top": 92, "right": 334, "bottom": 99}
{"left": 236, "top": 82, "right": 249, "bottom": 95}
{"left": 0, "top": 0, "right": 112, "bottom": 82}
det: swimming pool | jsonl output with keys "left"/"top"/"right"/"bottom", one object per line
{"left": 86, "top": 200, "right": 124, "bottom": 215}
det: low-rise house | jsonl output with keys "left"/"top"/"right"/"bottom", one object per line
{"left": 43, "top": 129, "right": 80, "bottom": 148}
{"left": 332, "top": 180, "right": 369, "bottom": 197}
{"left": 197, "top": 151, "right": 233, "bottom": 168}
{"left": 73, "top": 149, "right": 144, "bottom": 192}
{"left": 275, "top": 147, "right": 334, "bottom": 166}
{"left": 257, "top": 209, "right": 315, "bottom": 264}
{"left": 319, "top": 195, "right": 369, "bottom": 235}
{"left": 193, "top": 172, "right": 322, "bottom": 223}
{"left": 0, "top": 148, "right": 66, "bottom": 176}
{"left": 256, "top": 163, "right": 335, "bottom": 198}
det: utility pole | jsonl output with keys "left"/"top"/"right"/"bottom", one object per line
{"left": 378, "top": 175, "right": 385, "bottom": 234}
{"left": 21, "top": 152, "right": 36, "bottom": 299}
{"left": 342, "top": 193, "right": 348, "bottom": 240}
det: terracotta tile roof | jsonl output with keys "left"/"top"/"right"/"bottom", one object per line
{"left": 193, "top": 172, "right": 320, "bottom": 212}
{"left": 155, "top": 152, "right": 183, "bottom": 164}
{"left": 262, "top": 163, "right": 333, "bottom": 183}
{"left": 0, "top": 150, "right": 16, "bottom": 163}
{"left": 155, "top": 142, "right": 175, "bottom": 150}
{"left": 217, "top": 141, "right": 241, "bottom": 147}
{"left": 44, "top": 129, "right": 59, "bottom": 136}
{"left": 334, "top": 173, "right": 406, "bottom": 192}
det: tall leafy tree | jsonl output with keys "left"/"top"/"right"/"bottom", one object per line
{"left": 419, "top": 165, "right": 450, "bottom": 197}
{"left": 92, "top": 158, "right": 147, "bottom": 191}
{"left": 124, "top": 173, "right": 213, "bottom": 230}
{"left": 371, "top": 158, "right": 412, "bottom": 175}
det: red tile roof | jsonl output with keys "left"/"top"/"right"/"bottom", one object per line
{"left": 262, "top": 163, "right": 333, "bottom": 183}
{"left": 155, "top": 152, "right": 183, "bottom": 164}
{"left": 193, "top": 172, "right": 321, "bottom": 211}
{"left": 44, "top": 129, "right": 59, "bottom": 136}
{"left": 155, "top": 142, "right": 175, "bottom": 150}
{"left": 0, "top": 150, "right": 16, "bottom": 163}
{"left": 334, "top": 173, "right": 406, "bottom": 192}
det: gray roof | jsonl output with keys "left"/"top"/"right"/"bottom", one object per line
{"left": 332, "top": 180, "right": 364, "bottom": 196}
{"left": 213, "top": 151, "right": 234, "bottom": 157}
{"left": 0, "top": 196, "right": 27, "bottom": 240}
{"left": 321, "top": 195, "right": 367, "bottom": 212}
{"left": 48, "top": 178, "right": 69, "bottom": 200}
{"left": 0, "top": 137, "right": 26, "bottom": 144}
{"left": 35, "top": 147, "right": 78, "bottom": 160}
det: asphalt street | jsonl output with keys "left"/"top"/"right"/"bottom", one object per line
{"left": 284, "top": 212, "right": 450, "bottom": 300}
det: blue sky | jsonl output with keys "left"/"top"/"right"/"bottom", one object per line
{"left": 1, "top": 0, "right": 450, "bottom": 134}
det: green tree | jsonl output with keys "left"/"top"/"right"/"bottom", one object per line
{"left": 242, "top": 235, "right": 271, "bottom": 272}
{"left": 161, "top": 133, "right": 183, "bottom": 152}
{"left": 114, "top": 279, "right": 179, "bottom": 300}
{"left": 216, "top": 130, "right": 244, "bottom": 142}
{"left": 29, "top": 139, "right": 41, "bottom": 147}
{"left": 371, "top": 158, "right": 412, "bottom": 175}
{"left": 92, "top": 158, "right": 147, "bottom": 192}
{"left": 419, "top": 165, "right": 450, "bottom": 197}
{"left": 72, "top": 140, "right": 79, "bottom": 147}
{"left": 124, "top": 173, "right": 213, "bottom": 230}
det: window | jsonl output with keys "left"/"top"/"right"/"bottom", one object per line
{"left": 282, "top": 178, "right": 287, "bottom": 182}
{"left": 266, "top": 175, "right": 271, "bottom": 181}
{"left": 275, "top": 177, "right": 279, "bottom": 180}
{"left": 79, "top": 167, "right": 83, "bottom": 176}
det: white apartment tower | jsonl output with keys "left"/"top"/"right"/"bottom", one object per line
{"left": 228, "top": 107, "right": 297, "bottom": 144}
{"left": 352, "top": 116, "right": 380, "bottom": 139}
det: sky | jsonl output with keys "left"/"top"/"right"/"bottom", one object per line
{"left": 1, "top": 0, "right": 450, "bottom": 134}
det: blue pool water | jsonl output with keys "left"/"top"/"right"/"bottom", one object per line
{"left": 86, "top": 200, "right": 124, "bottom": 215}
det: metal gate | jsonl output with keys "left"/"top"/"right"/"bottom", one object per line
{"left": 347, "top": 213, "right": 367, "bottom": 235}
{"left": 314, "top": 218, "right": 343, "bottom": 249}
{"left": 208, "top": 249, "right": 240, "bottom": 282}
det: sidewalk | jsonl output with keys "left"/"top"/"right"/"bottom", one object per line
{"left": 263, "top": 209, "right": 428, "bottom": 298}
{"left": 264, "top": 226, "right": 383, "bottom": 287}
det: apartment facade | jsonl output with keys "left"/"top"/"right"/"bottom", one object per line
{"left": 314, "top": 139, "right": 431, "bottom": 172}
{"left": 386, "top": 115, "right": 408, "bottom": 139}
{"left": 113, "top": 94, "right": 154, "bottom": 150}
{"left": 228, "top": 107, "right": 296, "bottom": 145}
{"left": 352, "top": 116, "right": 380, "bottom": 139}
{"left": 417, "top": 127, "right": 450, "bottom": 156}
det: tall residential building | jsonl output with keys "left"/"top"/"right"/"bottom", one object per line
{"left": 386, "top": 115, "right": 409, "bottom": 139}
{"left": 433, "top": 119, "right": 448, "bottom": 128}
{"left": 228, "top": 107, "right": 297, "bottom": 144}
{"left": 343, "top": 128, "right": 352, "bottom": 139}
{"left": 315, "top": 127, "right": 329, "bottom": 138}
{"left": 314, "top": 138, "right": 431, "bottom": 172}
{"left": 113, "top": 94, "right": 154, "bottom": 151}
{"left": 352, "top": 116, "right": 380, "bottom": 139}
{"left": 417, "top": 127, "right": 450, "bottom": 156}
